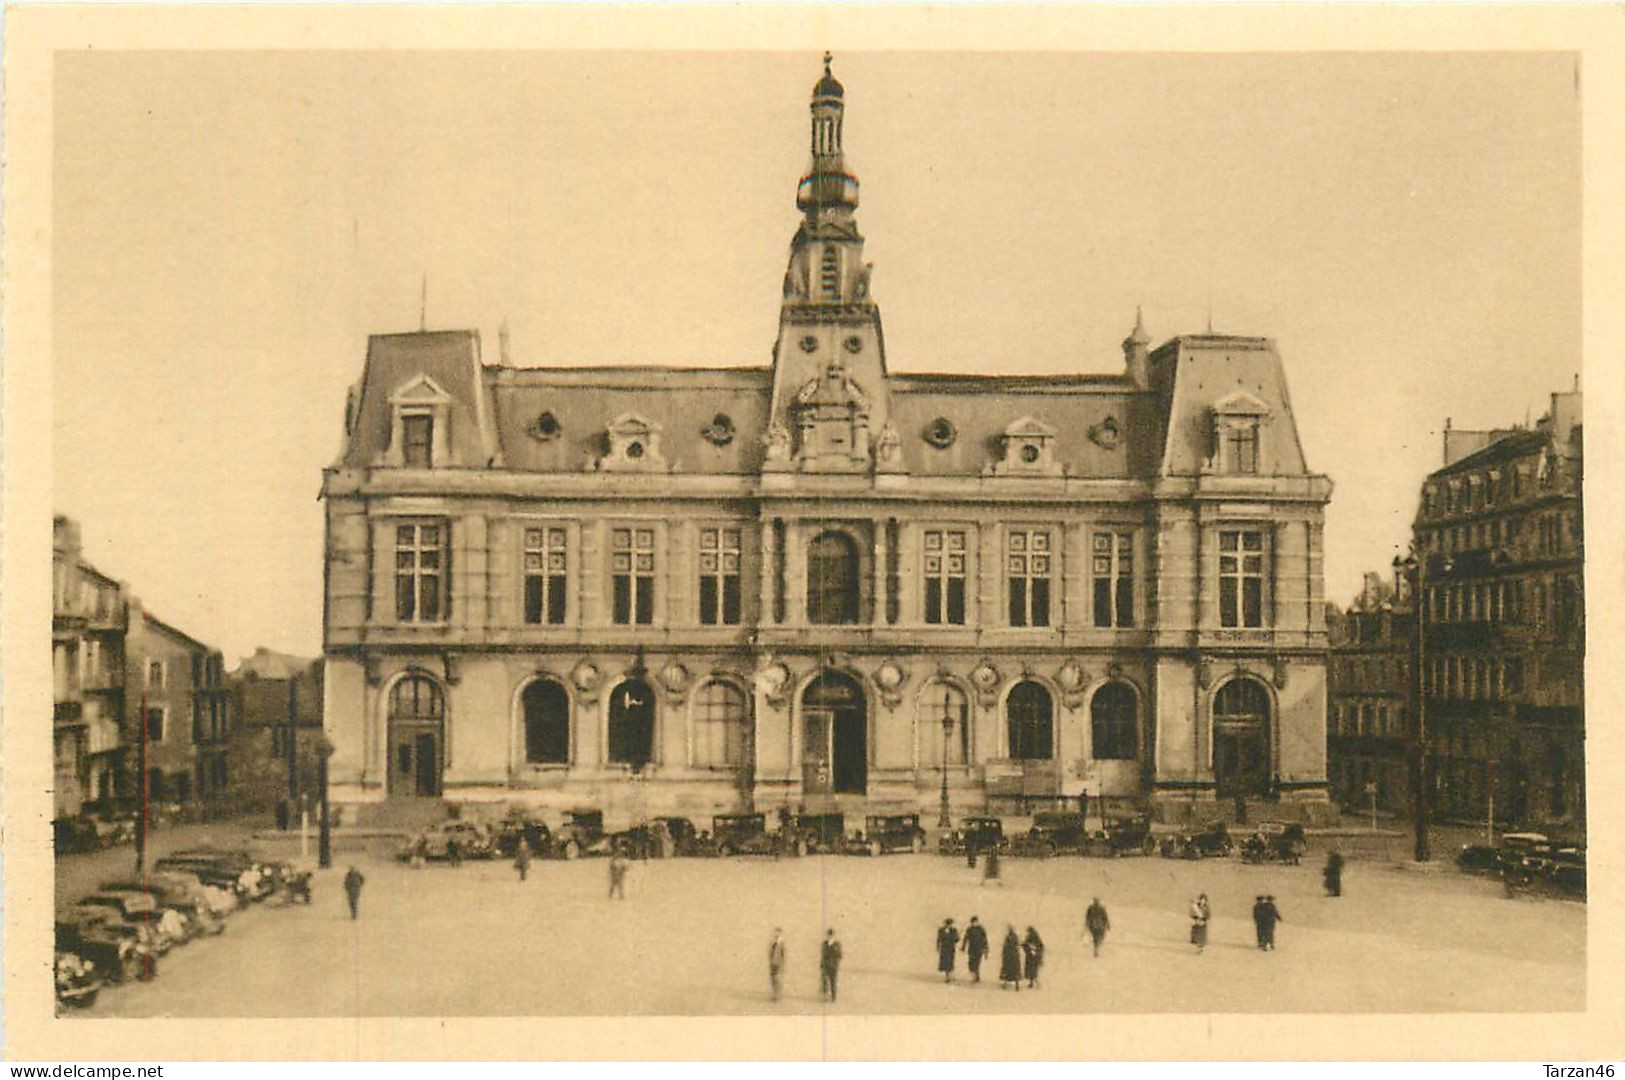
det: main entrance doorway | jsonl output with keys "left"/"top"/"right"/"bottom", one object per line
{"left": 388, "top": 673, "right": 445, "bottom": 797}
{"left": 1212, "top": 677, "right": 1271, "bottom": 798}
{"left": 801, "top": 670, "right": 867, "bottom": 795}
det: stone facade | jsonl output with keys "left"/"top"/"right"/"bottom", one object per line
{"left": 227, "top": 648, "right": 325, "bottom": 813}
{"left": 1326, "top": 578, "right": 1413, "bottom": 819}
{"left": 53, "top": 516, "right": 129, "bottom": 818}
{"left": 320, "top": 59, "right": 1334, "bottom": 827}
{"left": 1412, "top": 387, "right": 1584, "bottom": 831}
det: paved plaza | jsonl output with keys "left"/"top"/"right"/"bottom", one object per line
{"left": 69, "top": 839, "right": 1584, "bottom": 1017}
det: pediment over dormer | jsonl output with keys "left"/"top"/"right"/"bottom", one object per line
{"left": 1212, "top": 390, "right": 1272, "bottom": 418}
{"left": 594, "top": 411, "right": 671, "bottom": 473}
{"left": 987, "top": 415, "right": 1063, "bottom": 477}
{"left": 389, "top": 373, "right": 454, "bottom": 405}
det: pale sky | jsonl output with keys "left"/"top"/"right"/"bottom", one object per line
{"left": 52, "top": 51, "right": 1581, "bottom": 663}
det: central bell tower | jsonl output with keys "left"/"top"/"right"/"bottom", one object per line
{"left": 767, "top": 54, "right": 892, "bottom": 472}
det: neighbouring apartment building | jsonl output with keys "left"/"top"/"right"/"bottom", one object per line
{"left": 1412, "top": 386, "right": 1584, "bottom": 830}
{"left": 52, "top": 514, "right": 233, "bottom": 819}
{"left": 1326, "top": 573, "right": 1412, "bottom": 818}
{"left": 320, "top": 58, "right": 1334, "bottom": 825}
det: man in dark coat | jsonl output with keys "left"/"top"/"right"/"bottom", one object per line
{"left": 608, "top": 852, "right": 628, "bottom": 899}
{"left": 1251, "top": 895, "right": 1268, "bottom": 949}
{"left": 820, "top": 929, "right": 843, "bottom": 1002}
{"left": 1021, "top": 926, "right": 1044, "bottom": 988}
{"left": 1324, "top": 850, "right": 1345, "bottom": 897}
{"left": 342, "top": 865, "right": 365, "bottom": 920}
{"left": 962, "top": 916, "right": 989, "bottom": 982}
{"left": 936, "top": 918, "right": 960, "bottom": 982}
{"left": 999, "top": 926, "right": 1022, "bottom": 991}
{"left": 1259, "top": 895, "right": 1282, "bottom": 950}
{"left": 1084, "top": 898, "right": 1110, "bottom": 957}
{"left": 768, "top": 928, "right": 786, "bottom": 1002}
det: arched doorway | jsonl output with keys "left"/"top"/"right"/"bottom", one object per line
{"left": 388, "top": 673, "right": 445, "bottom": 797}
{"left": 608, "top": 679, "right": 656, "bottom": 772}
{"left": 807, "top": 531, "right": 861, "bottom": 624}
{"left": 1212, "top": 677, "right": 1271, "bottom": 798}
{"left": 522, "top": 678, "right": 570, "bottom": 765}
{"left": 1090, "top": 681, "right": 1139, "bottom": 760}
{"left": 802, "top": 670, "right": 867, "bottom": 794}
{"left": 1006, "top": 681, "right": 1054, "bottom": 760}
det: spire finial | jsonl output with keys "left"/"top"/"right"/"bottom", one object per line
{"left": 824, "top": 51, "right": 833, "bottom": 76}
{"left": 1126, "top": 305, "right": 1150, "bottom": 347}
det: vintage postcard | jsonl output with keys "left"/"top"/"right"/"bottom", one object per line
{"left": 5, "top": 3, "right": 1623, "bottom": 1063}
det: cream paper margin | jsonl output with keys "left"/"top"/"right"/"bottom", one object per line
{"left": 4, "top": 2, "right": 1623, "bottom": 1062}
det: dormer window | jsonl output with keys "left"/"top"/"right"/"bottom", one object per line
{"left": 595, "top": 412, "right": 670, "bottom": 472}
{"left": 1208, "top": 391, "right": 1272, "bottom": 476}
{"left": 988, "top": 417, "right": 1062, "bottom": 477}
{"left": 382, "top": 374, "right": 453, "bottom": 469}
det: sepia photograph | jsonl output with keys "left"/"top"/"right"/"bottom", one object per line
{"left": 6, "top": 3, "right": 1624, "bottom": 1064}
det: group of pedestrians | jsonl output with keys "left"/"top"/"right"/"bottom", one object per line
{"left": 765, "top": 926, "right": 843, "bottom": 1002}
{"left": 936, "top": 917, "right": 1044, "bottom": 990}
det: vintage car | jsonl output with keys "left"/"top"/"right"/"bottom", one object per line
{"left": 546, "top": 809, "right": 608, "bottom": 859}
{"left": 56, "top": 914, "right": 154, "bottom": 985}
{"left": 1011, "top": 812, "right": 1091, "bottom": 857}
{"left": 55, "top": 949, "right": 104, "bottom": 1009}
{"left": 1546, "top": 845, "right": 1586, "bottom": 897}
{"left": 152, "top": 854, "right": 252, "bottom": 904}
{"left": 604, "top": 823, "right": 667, "bottom": 860}
{"left": 1160, "top": 819, "right": 1234, "bottom": 859}
{"left": 1456, "top": 843, "right": 1501, "bottom": 872}
{"left": 164, "top": 847, "right": 281, "bottom": 900}
{"left": 493, "top": 815, "right": 553, "bottom": 859}
{"left": 651, "top": 816, "right": 711, "bottom": 857}
{"left": 712, "top": 813, "right": 779, "bottom": 856}
{"left": 1239, "top": 821, "right": 1307, "bottom": 865}
{"left": 938, "top": 816, "right": 1006, "bottom": 857}
{"left": 1089, "top": 814, "right": 1158, "bottom": 857}
{"left": 74, "top": 891, "right": 182, "bottom": 953}
{"left": 99, "top": 877, "right": 226, "bottom": 936}
{"left": 783, "top": 812, "right": 848, "bottom": 855}
{"left": 851, "top": 813, "right": 926, "bottom": 855}
{"left": 398, "top": 820, "right": 498, "bottom": 862}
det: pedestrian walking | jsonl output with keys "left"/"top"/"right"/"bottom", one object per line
{"left": 962, "top": 915, "right": 989, "bottom": 983}
{"left": 1323, "top": 850, "right": 1345, "bottom": 897}
{"left": 514, "top": 839, "right": 531, "bottom": 882}
{"left": 1189, "top": 893, "right": 1210, "bottom": 953}
{"left": 1251, "top": 895, "right": 1267, "bottom": 949}
{"left": 999, "top": 925, "right": 1022, "bottom": 991}
{"left": 1259, "top": 895, "right": 1282, "bottom": 950}
{"left": 982, "top": 846, "right": 1002, "bottom": 886}
{"left": 342, "top": 865, "right": 365, "bottom": 920}
{"left": 410, "top": 834, "right": 428, "bottom": 869}
{"left": 446, "top": 838, "right": 463, "bottom": 869}
{"left": 768, "top": 928, "right": 786, "bottom": 1002}
{"left": 608, "top": 851, "right": 628, "bottom": 900}
{"left": 1084, "top": 897, "right": 1110, "bottom": 957}
{"left": 1021, "top": 926, "right": 1044, "bottom": 988}
{"left": 820, "top": 929, "right": 843, "bottom": 1002}
{"left": 937, "top": 918, "right": 960, "bottom": 982}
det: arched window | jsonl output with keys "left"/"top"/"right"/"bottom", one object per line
{"left": 1213, "top": 677, "right": 1270, "bottom": 724}
{"left": 692, "top": 680, "right": 748, "bottom": 769}
{"left": 521, "top": 678, "right": 570, "bottom": 765}
{"left": 919, "top": 681, "right": 969, "bottom": 767}
{"left": 388, "top": 673, "right": 445, "bottom": 796}
{"left": 807, "top": 531, "right": 861, "bottom": 624}
{"left": 1006, "top": 681, "right": 1053, "bottom": 761}
{"left": 1090, "top": 681, "right": 1138, "bottom": 760}
{"left": 608, "top": 678, "right": 655, "bottom": 772}
{"left": 1211, "top": 676, "right": 1271, "bottom": 799}
{"left": 391, "top": 674, "right": 444, "bottom": 723}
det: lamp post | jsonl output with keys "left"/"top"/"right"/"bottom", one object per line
{"left": 316, "top": 734, "right": 335, "bottom": 869}
{"left": 938, "top": 699, "right": 956, "bottom": 829}
{"left": 1393, "top": 551, "right": 1431, "bottom": 862}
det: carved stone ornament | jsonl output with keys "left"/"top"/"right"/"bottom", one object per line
{"left": 874, "top": 421, "right": 905, "bottom": 473}
{"left": 970, "top": 659, "right": 1002, "bottom": 705}
{"left": 1088, "top": 416, "right": 1122, "bottom": 450}
{"left": 1107, "top": 662, "right": 1124, "bottom": 681}
{"left": 660, "top": 660, "right": 691, "bottom": 698}
{"left": 1196, "top": 658, "right": 1212, "bottom": 689}
{"left": 1273, "top": 657, "right": 1289, "bottom": 690}
{"left": 1057, "top": 658, "right": 1087, "bottom": 707}
{"left": 442, "top": 653, "right": 461, "bottom": 686}
{"left": 363, "top": 654, "right": 382, "bottom": 687}
{"left": 873, "top": 659, "right": 909, "bottom": 707}
{"left": 754, "top": 660, "right": 792, "bottom": 708}
{"left": 763, "top": 422, "right": 792, "bottom": 468}
{"left": 571, "top": 659, "right": 601, "bottom": 698}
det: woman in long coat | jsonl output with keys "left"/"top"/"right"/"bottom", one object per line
{"left": 1189, "top": 894, "right": 1211, "bottom": 953}
{"left": 999, "top": 926, "right": 1023, "bottom": 990}
{"left": 1021, "top": 926, "right": 1045, "bottom": 988}
{"left": 936, "top": 918, "right": 960, "bottom": 982}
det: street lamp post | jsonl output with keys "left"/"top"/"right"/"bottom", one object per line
{"left": 316, "top": 734, "right": 335, "bottom": 869}
{"left": 938, "top": 702, "right": 955, "bottom": 829}
{"left": 1394, "top": 551, "right": 1431, "bottom": 862}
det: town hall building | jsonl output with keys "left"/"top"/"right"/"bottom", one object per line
{"left": 321, "top": 58, "right": 1334, "bottom": 826}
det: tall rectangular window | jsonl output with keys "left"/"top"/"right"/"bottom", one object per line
{"left": 698, "top": 527, "right": 742, "bottom": 625}
{"left": 1092, "top": 531, "right": 1135, "bottom": 627}
{"left": 1218, "top": 530, "right": 1265, "bottom": 628}
{"left": 523, "top": 526, "right": 568, "bottom": 625}
{"left": 394, "top": 522, "right": 446, "bottom": 622}
{"left": 1226, "top": 425, "right": 1259, "bottom": 473}
{"left": 402, "top": 413, "right": 433, "bottom": 468}
{"left": 1006, "top": 528, "right": 1052, "bottom": 627}
{"left": 612, "top": 527, "right": 657, "bottom": 625}
{"left": 923, "top": 529, "right": 968, "bottom": 625}
{"left": 145, "top": 706, "right": 166, "bottom": 742}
